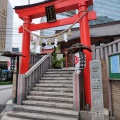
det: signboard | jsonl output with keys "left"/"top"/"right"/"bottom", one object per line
{"left": 8, "top": 57, "right": 16, "bottom": 71}
{"left": 90, "top": 60, "right": 104, "bottom": 120}
{"left": 79, "top": 51, "right": 86, "bottom": 69}
{"left": 107, "top": 52, "right": 120, "bottom": 80}
{"left": 74, "top": 52, "right": 86, "bottom": 73}
{"left": 45, "top": 5, "right": 56, "bottom": 23}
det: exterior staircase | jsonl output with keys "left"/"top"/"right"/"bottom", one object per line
{"left": 6, "top": 69, "right": 79, "bottom": 120}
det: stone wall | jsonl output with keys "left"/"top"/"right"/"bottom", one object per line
{"left": 111, "top": 81, "right": 120, "bottom": 120}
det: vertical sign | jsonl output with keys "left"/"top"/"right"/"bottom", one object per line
{"left": 8, "top": 57, "right": 16, "bottom": 71}
{"left": 74, "top": 52, "right": 86, "bottom": 73}
{"left": 79, "top": 51, "right": 86, "bottom": 69}
{"left": 90, "top": 60, "right": 104, "bottom": 120}
{"left": 74, "top": 52, "right": 80, "bottom": 73}
{"left": 45, "top": 5, "right": 56, "bottom": 23}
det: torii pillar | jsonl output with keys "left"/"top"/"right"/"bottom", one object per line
{"left": 20, "top": 16, "right": 31, "bottom": 74}
{"left": 78, "top": 1, "right": 92, "bottom": 106}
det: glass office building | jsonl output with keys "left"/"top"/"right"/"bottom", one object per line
{"left": 41, "top": 0, "right": 120, "bottom": 37}
{"left": 92, "top": 0, "right": 120, "bottom": 25}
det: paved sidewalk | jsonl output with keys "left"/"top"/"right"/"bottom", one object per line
{"left": 0, "top": 85, "right": 13, "bottom": 91}
{"left": 0, "top": 85, "right": 13, "bottom": 104}
{"left": 0, "top": 85, "right": 13, "bottom": 115}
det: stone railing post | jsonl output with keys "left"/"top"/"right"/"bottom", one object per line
{"left": 17, "top": 74, "right": 25, "bottom": 105}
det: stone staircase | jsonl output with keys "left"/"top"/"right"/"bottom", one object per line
{"left": 6, "top": 69, "right": 79, "bottom": 120}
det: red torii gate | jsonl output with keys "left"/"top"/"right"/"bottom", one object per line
{"left": 14, "top": 0, "right": 96, "bottom": 106}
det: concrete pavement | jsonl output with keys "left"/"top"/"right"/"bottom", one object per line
{"left": 0, "top": 85, "right": 12, "bottom": 91}
{"left": 0, "top": 85, "right": 13, "bottom": 113}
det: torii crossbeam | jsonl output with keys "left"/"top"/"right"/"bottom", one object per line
{"left": 14, "top": 0, "right": 96, "bottom": 107}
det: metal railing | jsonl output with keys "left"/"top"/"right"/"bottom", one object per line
{"left": 17, "top": 54, "right": 52, "bottom": 105}
{"left": 92, "top": 39, "right": 120, "bottom": 60}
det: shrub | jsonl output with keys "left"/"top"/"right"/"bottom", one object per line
{"left": 0, "top": 81, "right": 13, "bottom": 85}
{"left": 52, "top": 52, "right": 65, "bottom": 69}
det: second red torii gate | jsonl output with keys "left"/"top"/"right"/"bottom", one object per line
{"left": 14, "top": 0, "right": 96, "bottom": 107}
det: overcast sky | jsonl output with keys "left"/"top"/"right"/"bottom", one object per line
{"left": 9, "top": 0, "right": 44, "bottom": 25}
{"left": 8, "top": 0, "right": 44, "bottom": 51}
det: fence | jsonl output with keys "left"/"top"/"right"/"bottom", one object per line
{"left": 92, "top": 39, "right": 120, "bottom": 60}
{"left": 17, "top": 54, "right": 52, "bottom": 104}
{"left": 30, "top": 54, "right": 42, "bottom": 67}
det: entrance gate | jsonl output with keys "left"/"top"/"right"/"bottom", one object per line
{"left": 14, "top": 0, "right": 96, "bottom": 106}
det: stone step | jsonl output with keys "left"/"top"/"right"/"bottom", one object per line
{"left": 29, "top": 91, "right": 73, "bottom": 97}
{"left": 41, "top": 76, "right": 72, "bottom": 80}
{"left": 27, "top": 95, "right": 73, "bottom": 103}
{"left": 8, "top": 111, "right": 77, "bottom": 120}
{"left": 0, "top": 111, "right": 26, "bottom": 120}
{"left": 35, "top": 83, "right": 73, "bottom": 88}
{"left": 22, "top": 100, "right": 73, "bottom": 109}
{"left": 40, "top": 79, "right": 73, "bottom": 81}
{"left": 1, "top": 115, "right": 28, "bottom": 120}
{"left": 3, "top": 69, "right": 77, "bottom": 120}
{"left": 39, "top": 80, "right": 73, "bottom": 84}
{"left": 43, "top": 74, "right": 73, "bottom": 77}
{"left": 13, "top": 105, "right": 78, "bottom": 118}
{"left": 47, "top": 69, "right": 75, "bottom": 71}
{"left": 45, "top": 71, "right": 74, "bottom": 74}
{"left": 33, "top": 87, "right": 73, "bottom": 92}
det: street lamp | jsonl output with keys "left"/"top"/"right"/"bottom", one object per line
{"left": 1, "top": 51, "right": 25, "bottom": 103}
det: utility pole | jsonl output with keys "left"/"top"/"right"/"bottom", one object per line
{"left": 28, "top": 0, "right": 30, "bottom": 4}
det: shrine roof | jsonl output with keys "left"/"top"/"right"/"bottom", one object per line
{"left": 14, "top": 0, "right": 56, "bottom": 9}
{"left": 40, "top": 49, "right": 54, "bottom": 55}
{"left": 1, "top": 51, "right": 25, "bottom": 57}
{"left": 14, "top": 0, "right": 93, "bottom": 10}
{"left": 56, "top": 20, "right": 120, "bottom": 41}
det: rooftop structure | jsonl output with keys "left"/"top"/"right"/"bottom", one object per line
{"left": 0, "top": 0, "right": 13, "bottom": 51}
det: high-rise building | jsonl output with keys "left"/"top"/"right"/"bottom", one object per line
{"left": 92, "top": 0, "right": 120, "bottom": 24}
{"left": 0, "top": 0, "right": 13, "bottom": 51}
{"left": 0, "top": 0, "right": 8, "bottom": 51}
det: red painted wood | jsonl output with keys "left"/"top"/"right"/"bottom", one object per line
{"left": 19, "top": 11, "right": 96, "bottom": 32}
{"left": 78, "top": 1, "right": 92, "bottom": 107}
{"left": 66, "top": 54, "right": 68, "bottom": 69}
{"left": 40, "top": 49, "right": 54, "bottom": 55}
{"left": 15, "top": 0, "right": 93, "bottom": 19}
{"left": 20, "top": 16, "right": 31, "bottom": 74}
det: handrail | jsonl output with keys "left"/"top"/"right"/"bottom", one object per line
{"left": 17, "top": 53, "right": 52, "bottom": 105}
{"left": 25, "top": 54, "right": 50, "bottom": 77}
